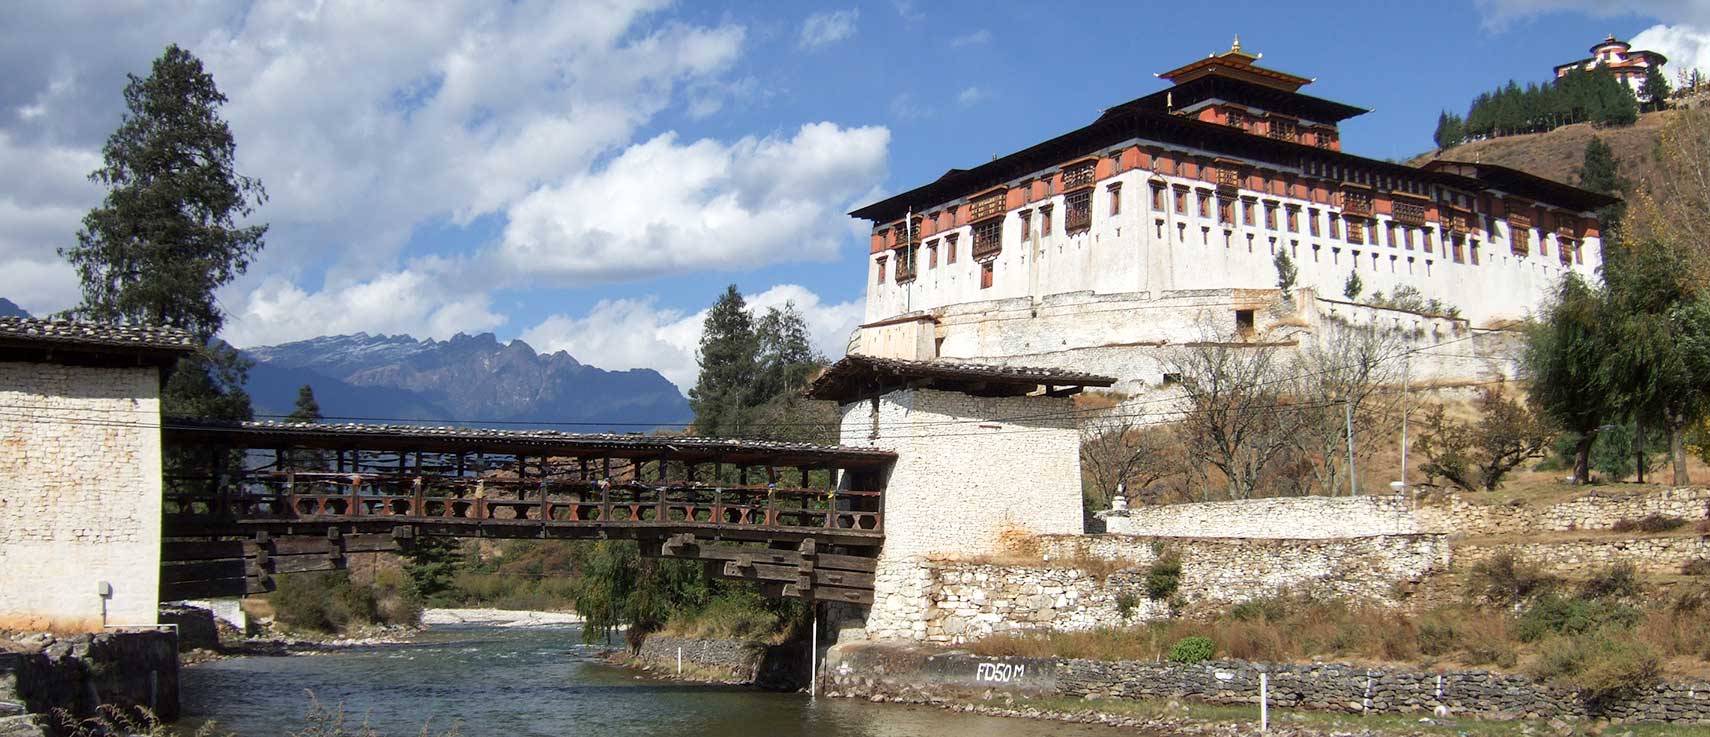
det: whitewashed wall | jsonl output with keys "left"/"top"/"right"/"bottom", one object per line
{"left": 0, "top": 362, "right": 163, "bottom": 631}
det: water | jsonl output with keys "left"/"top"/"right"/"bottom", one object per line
{"left": 182, "top": 625, "right": 1132, "bottom": 737}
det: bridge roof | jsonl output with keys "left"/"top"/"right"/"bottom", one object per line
{"left": 163, "top": 419, "right": 897, "bottom": 468}
{"left": 0, "top": 317, "right": 196, "bottom": 366}
{"left": 805, "top": 354, "right": 1116, "bottom": 402}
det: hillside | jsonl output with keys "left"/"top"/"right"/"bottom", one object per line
{"left": 1409, "top": 109, "right": 1672, "bottom": 191}
{"left": 243, "top": 332, "right": 691, "bottom": 431}
{"left": 0, "top": 298, "right": 29, "bottom": 318}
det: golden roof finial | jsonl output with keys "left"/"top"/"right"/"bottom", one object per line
{"left": 1232, "top": 34, "right": 1242, "bottom": 53}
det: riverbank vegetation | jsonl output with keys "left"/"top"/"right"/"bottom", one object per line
{"left": 973, "top": 556, "right": 1710, "bottom": 699}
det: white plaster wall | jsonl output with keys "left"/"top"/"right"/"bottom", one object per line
{"left": 865, "top": 144, "right": 1602, "bottom": 330}
{"left": 0, "top": 362, "right": 163, "bottom": 631}
{"left": 840, "top": 388, "right": 1084, "bottom": 561}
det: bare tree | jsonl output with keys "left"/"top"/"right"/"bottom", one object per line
{"left": 1080, "top": 407, "right": 1185, "bottom": 511}
{"left": 1164, "top": 335, "right": 1300, "bottom": 500}
{"left": 1290, "top": 324, "right": 1408, "bottom": 495}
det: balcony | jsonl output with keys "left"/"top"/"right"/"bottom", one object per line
{"left": 971, "top": 220, "right": 1002, "bottom": 261}
{"left": 1267, "top": 118, "right": 1299, "bottom": 143}
{"left": 1394, "top": 200, "right": 1426, "bottom": 227}
{"left": 1341, "top": 187, "right": 1373, "bottom": 217}
{"left": 1064, "top": 190, "right": 1092, "bottom": 234}
{"left": 1062, "top": 162, "right": 1097, "bottom": 192}
{"left": 1445, "top": 208, "right": 1472, "bottom": 235}
{"left": 969, "top": 191, "right": 1005, "bottom": 223}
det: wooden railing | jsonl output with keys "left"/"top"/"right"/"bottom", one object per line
{"left": 1062, "top": 162, "right": 1096, "bottom": 192}
{"left": 969, "top": 191, "right": 1006, "bottom": 222}
{"left": 1393, "top": 200, "right": 1426, "bottom": 227}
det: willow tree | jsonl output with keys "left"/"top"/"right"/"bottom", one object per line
{"left": 61, "top": 44, "right": 267, "bottom": 420}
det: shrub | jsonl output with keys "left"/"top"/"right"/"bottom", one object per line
{"left": 1529, "top": 632, "right": 1661, "bottom": 708}
{"left": 270, "top": 572, "right": 342, "bottom": 632}
{"left": 1168, "top": 635, "right": 1215, "bottom": 663}
{"left": 1611, "top": 517, "right": 1638, "bottom": 532}
{"left": 1577, "top": 562, "right": 1642, "bottom": 600}
{"left": 1681, "top": 558, "right": 1710, "bottom": 576}
{"left": 1144, "top": 552, "right": 1182, "bottom": 601}
{"left": 1516, "top": 594, "right": 1640, "bottom": 642}
{"left": 1465, "top": 551, "right": 1558, "bottom": 607}
{"left": 1636, "top": 513, "right": 1687, "bottom": 533}
{"left": 268, "top": 570, "right": 420, "bottom": 634}
{"left": 1229, "top": 594, "right": 1290, "bottom": 623}
{"left": 1413, "top": 389, "right": 1552, "bottom": 492}
{"left": 1115, "top": 592, "right": 1140, "bottom": 619}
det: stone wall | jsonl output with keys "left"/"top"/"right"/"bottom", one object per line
{"left": 823, "top": 643, "right": 1710, "bottom": 723}
{"left": 1102, "top": 496, "right": 1421, "bottom": 538}
{"left": 633, "top": 635, "right": 805, "bottom": 690}
{"left": 865, "top": 533, "right": 1449, "bottom": 643}
{"left": 0, "top": 629, "right": 179, "bottom": 735}
{"left": 1456, "top": 535, "right": 1710, "bottom": 574}
{"left": 0, "top": 362, "right": 164, "bottom": 631}
{"left": 1416, "top": 487, "right": 1710, "bottom": 537}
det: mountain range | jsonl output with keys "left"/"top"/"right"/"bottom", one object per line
{"left": 244, "top": 332, "right": 690, "bottom": 430}
{"left": 3, "top": 294, "right": 689, "bottom": 429}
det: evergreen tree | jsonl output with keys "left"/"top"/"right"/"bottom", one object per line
{"left": 286, "top": 385, "right": 323, "bottom": 422}
{"left": 61, "top": 44, "right": 266, "bottom": 421}
{"left": 1599, "top": 243, "right": 1710, "bottom": 485}
{"left": 1590, "top": 68, "right": 1638, "bottom": 126}
{"left": 1433, "top": 110, "right": 1464, "bottom": 149}
{"left": 1273, "top": 249, "right": 1298, "bottom": 298}
{"left": 1575, "top": 136, "right": 1629, "bottom": 258}
{"left": 1639, "top": 66, "right": 1671, "bottom": 111}
{"left": 1342, "top": 270, "right": 1363, "bottom": 301}
{"left": 688, "top": 285, "right": 759, "bottom": 438}
{"left": 754, "top": 303, "right": 819, "bottom": 402}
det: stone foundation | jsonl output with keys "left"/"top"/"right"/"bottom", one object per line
{"left": 0, "top": 629, "right": 179, "bottom": 735}
{"left": 1416, "top": 487, "right": 1710, "bottom": 536}
{"left": 1456, "top": 535, "right": 1710, "bottom": 574}
{"left": 632, "top": 635, "right": 806, "bottom": 690}
{"left": 1101, "top": 496, "right": 1421, "bottom": 538}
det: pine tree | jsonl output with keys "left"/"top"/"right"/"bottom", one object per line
{"left": 1432, "top": 111, "right": 1464, "bottom": 149}
{"left": 287, "top": 385, "right": 322, "bottom": 422}
{"left": 688, "top": 285, "right": 759, "bottom": 438}
{"left": 1342, "top": 270, "right": 1363, "bottom": 301}
{"left": 1576, "top": 136, "right": 1628, "bottom": 257}
{"left": 1273, "top": 249, "right": 1298, "bottom": 298}
{"left": 1640, "top": 67, "right": 1671, "bottom": 111}
{"left": 61, "top": 44, "right": 266, "bottom": 421}
{"left": 754, "top": 303, "right": 818, "bottom": 401}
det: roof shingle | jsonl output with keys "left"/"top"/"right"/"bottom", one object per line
{"left": 0, "top": 316, "right": 198, "bottom": 358}
{"left": 805, "top": 354, "right": 1114, "bottom": 402}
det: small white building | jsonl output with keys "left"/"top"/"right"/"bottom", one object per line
{"left": 0, "top": 317, "right": 195, "bottom": 631}
{"left": 1554, "top": 35, "right": 1668, "bottom": 101}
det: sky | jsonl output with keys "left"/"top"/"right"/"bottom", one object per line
{"left": 3, "top": 0, "right": 1709, "bottom": 391}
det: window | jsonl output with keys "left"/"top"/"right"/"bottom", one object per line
{"left": 1308, "top": 208, "right": 1321, "bottom": 237}
{"left": 875, "top": 256, "right": 887, "bottom": 284}
{"left": 1510, "top": 219, "right": 1531, "bottom": 256}
{"left": 1151, "top": 184, "right": 1167, "bottom": 211}
{"left": 1108, "top": 183, "right": 1122, "bottom": 216}
{"left": 1217, "top": 197, "right": 1234, "bottom": 225}
{"left": 1286, "top": 206, "right": 1299, "bottom": 233}
{"left": 1241, "top": 198, "right": 1255, "bottom": 226}
{"left": 1423, "top": 230, "right": 1434, "bottom": 255}
{"left": 1174, "top": 187, "right": 1189, "bottom": 215}
{"left": 1041, "top": 204, "right": 1053, "bottom": 236}
{"left": 1235, "top": 309, "right": 1256, "bottom": 335}
{"left": 1066, "top": 190, "right": 1093, "bottom": 234}
{"left": 1018, "top": 211, "right": 1031, "bottom": 242}
{"left": 928, "top": 239, "right": 938, "bottom": 268}
{"left": 980, "top": 262, "right": 994, "bottom": 289}
{"left": 895, "top": 244, "right": 917, "bottom": 282}
{"left": 1470, "top": 239, "right": 1481, "bottom": 265}
{"left": 972, "top": 218, "right": 1002, "bottom": 259}
{"left": 946, "top": 233, "right": 958, "bottom": 263}
{"left": 1347, "top": 218, "right": 1365, "bottom": 245}
{"left": 1197, "top": 191, "right": 1213, "bottom": 219}
{"left": 1329, "top": 215, "right": 1340, "bottom": 240}
{"left": 1265, "top": 202, "right": 1278, "bottom": 230}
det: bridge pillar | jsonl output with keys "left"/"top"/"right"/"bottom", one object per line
{"left": 807, "top": 355, "right": 1115, "bottom": 642}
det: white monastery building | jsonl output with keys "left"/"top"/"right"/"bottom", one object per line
{"left": 848, "top": 40, "right": 1619, "bottom": 390}
{"left": 1554, "top": 34, "right": 1668, "bottom": 101}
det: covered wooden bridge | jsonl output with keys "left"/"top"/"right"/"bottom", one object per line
{"left": 160, "top": 420, "right": 893, "bottom": 605}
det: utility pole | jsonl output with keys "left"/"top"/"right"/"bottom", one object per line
{"left": 1400, "top": 355, "right": 1410, "bottom": 506}
{"left": 1346, "top": 397, "right": 1357, "bottom": 497}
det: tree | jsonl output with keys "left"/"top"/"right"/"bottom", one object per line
{"left": 1414, "top": 388, "right": 1553, "bottom": 492}
{"left": 1080, "top": 408, "right": 1185, "bottom": 511}
{"left": 688, "top": 285, "right": 759, "bottom": 438}
{"left": 61, "top": 44, "right": 267, "bottom": 421}
{"left": 1165, "top": 334, "right": 1300, "bottom": 500}
{"left": 1525, "top": 274, "right": 1611, "bottom": 484}
{"left": 287, "top": 385, "right": 323, "bottom": 422}
{"left": 1273, "top": 249, "right": 1298, "bottom": 299}
{"left": 1626, "top": 107, "right": 1710, "bottom": 286}
{"left": 1433, "top": 110, "right": 1465, "bottom": 149}
{"left": 1342, "top": 270, "right": 1363, "bottom": 301}
{"left": 753, "top": 303, "right": 820, "bottom": 405}
{"left": 1291, "top": 325, "right": 1405, "bottom": 496}
{"left": 1640, "top": 66, "right": 1671, "bottom": 111}
{"left": 1575, "top": 136, "right": 1628, "bottom": 257}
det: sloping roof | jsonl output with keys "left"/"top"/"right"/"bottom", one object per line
{"left": 1108, "top": 74, "right": 1369, "bottom": 124}
{"left": 163, "top": 419, "right": 896, "bottom": 467}
{"left": 1420, "top": 160, "right": 1621, "bottom": 212}
{"left": 804, "top": 354, "right": 1115, "bottom": 402}
{"left": 0, "top": 317, "right": 197, "bottom": 364}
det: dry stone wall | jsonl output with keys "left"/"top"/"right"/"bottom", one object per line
{"left": 0, "top": 362, "right": 163, "bottom": 631}
{"left": 824, "top": 644, "right": 1710, "bottom": 723}
{"left": 0, "top": 629, "right": 179, "bottom": 735}
{"left": 1101, "top": 496, "right": 1420, "bottom": 538}
{"left": 1416, "top": 487, "right": 1710, "bottom": 536}
{"left": 1457, "top": 535, "right": 1710, "bottom": 574}
{"left": 864, "top": 533, "right": 1448, "bottom": 643}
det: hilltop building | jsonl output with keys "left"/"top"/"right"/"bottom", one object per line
{"left": 848, "top": 39, "right": 1617, "bottom": 390}
{"left": 1554, "top": 34, "right": 1668, "bottom": 101}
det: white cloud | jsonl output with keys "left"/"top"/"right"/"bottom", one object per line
{"left": 957, "top": 86, "right": 988, "bottom": 106}
{"left": 799, "top": 9, "right": 859, "bottom": 49}
{"left": 1633, "top": 23, "right": 1710, "bottom": 76}
{"left": 521, "top": 284, "right": 862, "bottom": 390}
{"left": 948, "top": 29, "right": 991, "bottom": 48}
{"left": 1473, "top": 0, "right": 1710, "bottom": 30}
{"left": 495, "top": 122, "right": 889, "bottom": 283}
{"left": 224, "top": 267, "right": 505, "bottom": 348}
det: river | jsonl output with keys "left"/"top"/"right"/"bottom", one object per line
{"left": 182, "top": 624, "right": 1130, "bottom": 737}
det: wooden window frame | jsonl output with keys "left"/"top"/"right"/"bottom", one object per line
{"left": 1065, "top": 190, "right": 1093, "bottom": 234}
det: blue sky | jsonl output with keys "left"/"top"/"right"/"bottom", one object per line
{"left": 3, "top": 0, "right": 1707, "bottom": 389}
